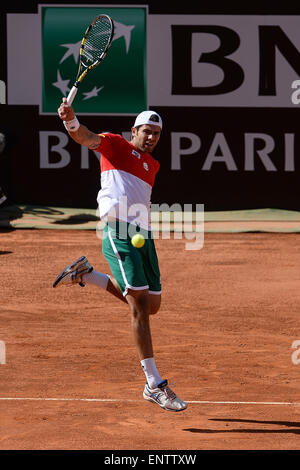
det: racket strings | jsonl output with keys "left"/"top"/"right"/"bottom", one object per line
{"left": 82, "top": 17, "right": 113, "bottom": 66}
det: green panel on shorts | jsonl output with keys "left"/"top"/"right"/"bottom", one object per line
{"left": 102, "top": 221, "right": 161, "bottom": 296}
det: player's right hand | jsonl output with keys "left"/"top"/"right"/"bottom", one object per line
{"left": 57, "top": 98, "right": 75, "bottom": 122}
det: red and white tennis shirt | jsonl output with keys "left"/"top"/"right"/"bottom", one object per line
{"left": 94, "top": 133, "right": 160, "bottom": 230}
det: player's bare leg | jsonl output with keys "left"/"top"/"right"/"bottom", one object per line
{"left": 125, "top": 288, "right": 187, "bottom": 411}
{"left": 148, "top": 293, "right": 161, "bottom": 315}
{"left": 106, "top": 276, "right": 127, "bottom": 303}
{"left": 126, "top": 289, "right": 153, "bottom": 360}
{"left": 107, "top": 279, "right": 162, "bottom": 315}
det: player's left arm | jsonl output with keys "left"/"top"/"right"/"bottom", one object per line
{"left": 67, "top": 124, "right": 101, "bottom": 150}
{"left": 57, "top": 97, "right": 101, "bottom": 149}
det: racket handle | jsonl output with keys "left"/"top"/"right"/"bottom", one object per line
{"left": 67, "top": 86, "right": 78, "bottom": 106}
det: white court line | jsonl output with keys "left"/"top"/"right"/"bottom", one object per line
{"left": 0, "top": 397, "right": 299, "bottom": 406}
{"left": 188, "top": 401, "right": 300, "bottom": 406}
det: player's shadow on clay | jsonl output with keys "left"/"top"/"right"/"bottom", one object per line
{"left": 183, "top": 418, "right": 300, "bottom": 435}
{"left": 52, "top": 213, "right": 99, "bottom": 225}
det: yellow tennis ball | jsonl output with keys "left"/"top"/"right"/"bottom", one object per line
{"left": 131, "top": 233, "right": 145, "bottom": 248}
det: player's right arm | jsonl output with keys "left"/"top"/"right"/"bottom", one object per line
{"left": 57, "top": 97, "right": 101, "bottom": 150}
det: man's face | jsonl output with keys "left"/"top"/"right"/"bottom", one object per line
{"left": 131, "top": 124, "right": 161, "bottom": 153}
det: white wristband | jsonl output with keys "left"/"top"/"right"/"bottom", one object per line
{"left": 63, "top": 117, "right": 80, "bottom": 132}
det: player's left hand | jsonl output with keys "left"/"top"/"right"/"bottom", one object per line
{"left": 57, "top": 98, "right": 75, "bottom": 122}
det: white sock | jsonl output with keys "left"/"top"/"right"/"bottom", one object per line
{"left": 82, "top": 270, "right": 109, "bottom": 289}
{"left": 141, "top": 357, "right": 163, "bottom": 389}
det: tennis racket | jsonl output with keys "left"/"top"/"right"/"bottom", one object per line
{"left": 67, "top": 14, "right": 114, "bottom": 106}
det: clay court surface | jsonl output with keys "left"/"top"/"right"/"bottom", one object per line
{"left": 1, "top": 228, "right": 300, "bottom": 450}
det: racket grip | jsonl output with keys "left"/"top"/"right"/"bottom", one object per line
{"left": 67, "top": 86, "right": 78, "bottom": 106}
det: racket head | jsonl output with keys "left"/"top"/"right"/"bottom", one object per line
{"left": 76, "top": 14, "right": 114, "bottom": 84}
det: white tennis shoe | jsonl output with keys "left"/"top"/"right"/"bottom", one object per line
{"left": 52, "top": 256, "right": 93, "bottom": 288}
{"left": 143, "top": 380, "right": 187, "bottom": 412}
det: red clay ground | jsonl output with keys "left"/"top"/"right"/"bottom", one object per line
{"left": 1, "top": 229, "right": 300, "bottom": 450}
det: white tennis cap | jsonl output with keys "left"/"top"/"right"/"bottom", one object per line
{"left": 133, "top": 110, "right": 163, "bottom": 129}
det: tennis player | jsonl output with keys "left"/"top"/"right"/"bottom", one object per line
{"left": 54, "top": 98, "right": 187, "bottom": 412}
